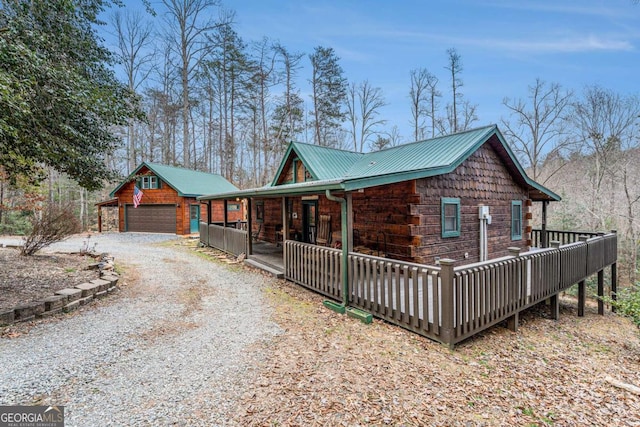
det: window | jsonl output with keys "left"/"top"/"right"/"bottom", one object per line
{"left": 441, "top": 197, "right": 461, "bottom": 238}
{"left": 141, "top": 175, "right": 159, "bottom": 189}
{"left": 511, "top": 200, "right": 523, "bottom": 240}
{"left": 227, "top": 203, "right": 240, "bottom": 212}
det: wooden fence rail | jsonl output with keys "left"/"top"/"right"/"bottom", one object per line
{"left": 201, "top": 222, "right": 247, "bottom": 257}
{"left": 285, "top": 233, "right": 617, "bottom": 348}
{"left": 348, "top": 253, "right": 442, "bottom": 340}
{"left": 285, "top": 241, "right": 342, "bottom": 299}
{"left": 531, "top": 228, "right": 602, "bottom": 247}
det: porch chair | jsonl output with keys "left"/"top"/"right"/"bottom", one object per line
{"left": 251, "top": 223, "right": 262, "bottom": 242}
{"left": 316, "top": 215, "right": 331, "bottom": 246}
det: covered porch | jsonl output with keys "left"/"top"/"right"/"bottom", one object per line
{"left": 198, "top": 190, "right": 618, "bottom": 349}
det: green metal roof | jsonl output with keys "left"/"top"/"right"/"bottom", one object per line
{"left": 270, "top": 141, "right": 364, "bottom": 185}
{"left": 344, "top": 126, "right": 495, "bottom": 182}
{"left": 110, "top": 162, "right": 238, "bottom": 198}
{"left": 200, "top": 125, "right": 560, "bottom": 202}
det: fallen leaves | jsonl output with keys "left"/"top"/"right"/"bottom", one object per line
{"left": 229, "top": 279, "right": 640, "bottom": 426}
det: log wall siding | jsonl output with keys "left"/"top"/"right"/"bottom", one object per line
{"left": 199, "top": 201, "right": 244, "bottom": 224}
{"left": 412, "top": 143, "right": 530, "bottom": 265}
{"left": 116, "top": 179, "right": 191, "bottom": 234}
{"left": 351, "top": 181, "right": 419, "bottom": 260}
{"left": 251, "top": 198, "right": 282, "bottom": 243}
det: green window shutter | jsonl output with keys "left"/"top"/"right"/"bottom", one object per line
{"left": 441, "top": 197, "right": 461, "bottom": 238}
{"left": 511, "top": 200, "right": 523, "bottom": 240}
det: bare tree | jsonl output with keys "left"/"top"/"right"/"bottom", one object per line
{"left": 347, "top": 80, "right": 387, "bottom": 152}
{"left": 112, "top": 10, "right": 155, "bottom": 173}
{"left": 572, "top": 86, "right": 640, "bottom": 230}
{"left": 409, "top": 68, "right": 428, "bottom": 141}
{"left": 162, "top": 0, "right": 224, "bottom": 168}
{"left": 270, "top": 44, "right": 305, "bottom": 172}
{"left": 501, "top": 79, "right": 574, "bottom": 182}
{"left": 445, "top": 48, "right": 463, "bottom": 133}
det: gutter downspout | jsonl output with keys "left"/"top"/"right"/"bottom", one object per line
{"left": 325, "top": 189, "right": 349, "bottom": 307}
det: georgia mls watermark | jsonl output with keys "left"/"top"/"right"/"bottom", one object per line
{"left": 0, "top": 406, "right": 64, "bottom": 427}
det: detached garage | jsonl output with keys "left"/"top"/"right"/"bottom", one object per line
{"left": 102, "top": 162, "right": 238, "bottom": 235}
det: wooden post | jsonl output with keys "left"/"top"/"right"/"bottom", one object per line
{"left": 550, "top": 293, "right": 560, "bottom": 320}
{"left": 247, "top": 198, "right": 253, "bottom": 255}
{"left": 507, "top": 247, "right": 520, "bottom": 331}
{"left": 346, "top": 193, "right": 353, "bottom": 251}
{"left": 507, "top": 312, "right": 519, "bottom": 332}
{"left": 597, "top": 269, "right": 604, "bottom": 315}
{"left": 207, "top": 201, "right": 212, "bottom": 224}
{"left": 578, "top": 280, "right": 586, "bottom": 317}
{"left": 611, "top": 262, "right": 617, "bottom": 313}
{"left": 439, "top": 259, "right": 456, "bottom": 349}
{"left": 223, "top": 200, "right": 228, "bottom": 227}
{"left": 97, "top": 206, "right": 102, "bottom": 233}
{"left": 541, "top": 201, "right": 548, "bottom": 248}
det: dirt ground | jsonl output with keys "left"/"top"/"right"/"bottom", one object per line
{"left": 231, "top": 267, "right": 640, "bottom": 426}
{"left": 0, "top": 247, "right": 98, "bottom": 311}
{"left": 2, "top": 240, "right": 639, "bottom": 425}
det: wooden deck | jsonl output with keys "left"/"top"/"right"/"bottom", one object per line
{"left": 201, "top": 222, "right": 618, "bottom": 348}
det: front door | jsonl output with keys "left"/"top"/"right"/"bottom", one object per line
{"left": 190, "top": 204, "right": 200, "bottom": 233}
{"left": 302, "top": 201, "right": 318, "bottom": 243}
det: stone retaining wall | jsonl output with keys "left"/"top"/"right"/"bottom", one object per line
{"left": 0, "top": 254, "right": 120, "bottom": 326}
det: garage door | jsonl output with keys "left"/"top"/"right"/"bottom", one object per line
{"left": 126, "top": 205, "right": 176, "bottom": 233}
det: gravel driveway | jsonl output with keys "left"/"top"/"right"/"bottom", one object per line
{"left": 0, "top": 233, "right": 281, "bottom": 426}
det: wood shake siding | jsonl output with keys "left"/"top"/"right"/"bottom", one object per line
{"left": 411, "top": 142, "right": 529, "bottom": 265}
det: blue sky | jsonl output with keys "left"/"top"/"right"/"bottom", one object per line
{"left": 115, "top": 0, "right": 640, "bottom": 143}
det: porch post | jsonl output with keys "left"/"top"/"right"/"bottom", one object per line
{"left": 223, "top": 199, "right": 228, "bottom": 227}
{"left": 282, "top": 197, "right": 288, "bottom": 270}
{"left": 282, "top": 197, "right": 288, "bottom": 238}
{"left": 541, "top": 201, "right": 548, "bottom": 248}
{"left": 207, "top": 201, "right": 212, "bottom": 225}
{"left": 346, "top": 193, "right": 353, "bottom": 250}
{"left": 247, "top": 198, "right": 253, "bottom": 255}
{"left": 325, "top": 190, "right": 349, "bottom": 307}
{"left": 97, "top": 206, "right": 102, "bottom": 233}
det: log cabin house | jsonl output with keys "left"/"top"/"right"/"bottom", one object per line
{"left": 198, "top": 125, "right": 618, "bottom": 347}
{"left": 100, "top": 162, "right": 239, "bottom": 235}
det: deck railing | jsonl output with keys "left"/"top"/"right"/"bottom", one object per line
{"left": 284, "top": 241, "right": 342, "bottom": 299}
{"left": 531, "top": 228, "right": 602, "bottom": 247}
{"left": 348, "top": 252, "right": 442, "bottom": 340}
{"left": 284, "top": 232, "right": 617, "bottom": 347}
{"left": 200, "top": 222, "right": 248, "bottom": 257}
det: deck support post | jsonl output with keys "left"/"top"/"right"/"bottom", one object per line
{"left": 550, "top": 294, "right": 560, "bottom": 320}
{"left": 578, "top": 280, "right": 586, "bottom": 317}
{"left": 597, "top": 269, "right": 604, "bottom": 315}
{"left": 439, "top": 259, "right": 456, "bottom": 349}
{"left": 507, "top": 312, "right": 519, "bottom": 332}
{"left": 611, "top": 262, "right": 617, "bottom": 313}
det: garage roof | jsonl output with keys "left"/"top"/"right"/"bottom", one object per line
{"left": 110, "top": 162, "right": 238, "bottom": 198}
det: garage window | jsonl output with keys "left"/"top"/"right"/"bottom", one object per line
{"left": 141, "top": 176, "right": 159, "bottom": 189}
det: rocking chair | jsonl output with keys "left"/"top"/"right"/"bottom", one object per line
{"left": 315, "top": 215, "right": 331, "bottom": 246}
